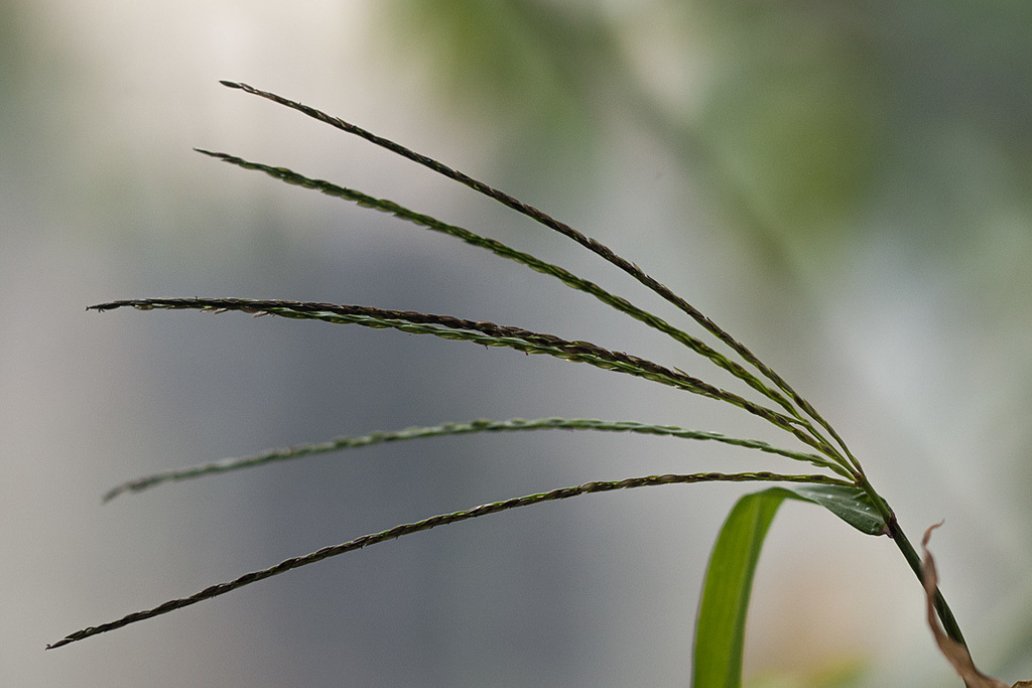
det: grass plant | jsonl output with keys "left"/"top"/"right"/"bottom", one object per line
{"left": 51, "top": 82, "right": 1025, "bottom": 687}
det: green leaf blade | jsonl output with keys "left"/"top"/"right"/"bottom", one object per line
{"left": 692, "top": 486, "right": 884, "bottom": 687}
{"left": 693, "top": 489, "right": 788, "bottom": 688}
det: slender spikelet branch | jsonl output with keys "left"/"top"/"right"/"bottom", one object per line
{"left": 49, "top": 470, "right": 849, "bottom": 649}
{"left": 102, "top": 417, "right": 847, "bottom": 501}
{"left": 218, "top": 80, "right": 853, "bottom": 465}
{"left": 193, "top": 149, "right": 804, "bottom": 421}
{"left": 89, "top": 298, "right": 833, "bottom": 457}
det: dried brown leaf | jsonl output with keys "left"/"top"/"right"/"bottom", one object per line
{"left": 921, "top": 523, "right": 1025, "bottom": 688}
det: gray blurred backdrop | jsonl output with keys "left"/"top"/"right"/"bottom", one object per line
{"left": 3, "top": 2, "right": 1031, "bottom": 687}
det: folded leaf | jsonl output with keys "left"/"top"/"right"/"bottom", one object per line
{"left": 786, "top": 485, "right": 886, "bottom": 536}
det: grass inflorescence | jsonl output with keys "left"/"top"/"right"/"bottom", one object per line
{"left": 54, "top": 80, "right": 984, "bottom": 683}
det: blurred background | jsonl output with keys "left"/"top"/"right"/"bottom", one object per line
{"left": 3, "top": 1, "right": 1031, "bottom": 686}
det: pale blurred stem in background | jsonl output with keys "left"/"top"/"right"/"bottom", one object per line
{"left": 396, "top": 12, "right": 970, "bottom": 645}
{"left": 548, "top": 16, "right": 978, "bottom": 646}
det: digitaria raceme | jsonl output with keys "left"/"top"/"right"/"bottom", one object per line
{"left": 52, "top": 81, "right": 1027, "bottom": 688}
